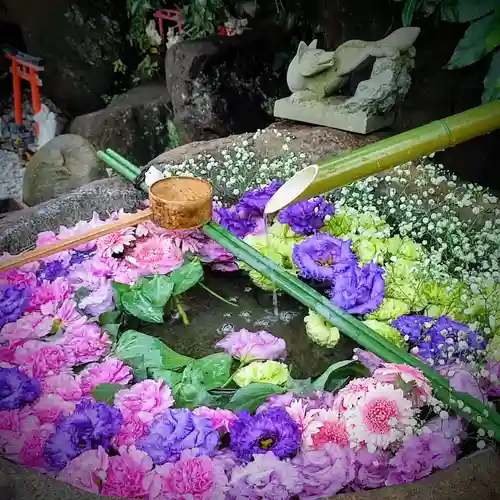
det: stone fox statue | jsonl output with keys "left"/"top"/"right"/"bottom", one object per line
{"left": 286, "top": 27, "right": 421, "bottom": 100}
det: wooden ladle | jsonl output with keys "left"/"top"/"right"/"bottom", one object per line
{"left": 0, "top": 177, "right": 213, "bottom": 272}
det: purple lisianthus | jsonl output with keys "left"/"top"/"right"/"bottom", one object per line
{"left": 230, "top": 407, "right": 301, "bottom": 462}
{"left": 217, "top": 207, "right": 256, "bottom": 238}
{"left": 293, "top": 233, "right": 356, "bottom": 281}
{"left": 36, "top": 259, "right": 70, "bottom": 283}
{"left": 330, "top": 261, "right": 385, "bottom": 315}
{"left": 386, "top": 432, "right": 457, "bottom": 486}
{"left": 391, "top": 315, "right": 433, "bottom": 343}
{"left": 278, "top": 197, "right": 334, "bottom": 235}
{"left": 293, "top": 443, "right": 356, "bottom": 497}
{"left": 0, "top": 366, "right": 40, "bottom": 410}
{"left": 0, "top": 285, "right": 31, "bottom": 329}
{"left": 236, "top": 182, "right": 283, "bottom": 219}
{"left": 353, "top": 449, "right": 391, "bottom": 490}
{"left": 228, "top": 451, "right": 302, "bottom": 500}
{"left": 44, "top": 399, "right": 123, "bottom": 471}
{"left": 138, "top": 408, "right": 219, "bottom": 465}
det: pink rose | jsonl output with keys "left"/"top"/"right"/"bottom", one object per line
{"left": 100, "top": 446, "right": 155, "bottom": 498}
{"left": 216, "top": 329, "right": 287, "bottom": 362}
{"left": 153, "top": 449, "right": 228, "bottom": 500}
{"left": 114, "top": 380, "right": 174, "bottom": 423}
{"left": 24, "top": 394, "right": 75, "bottom": 424}
{"left": 80, "top": 359, "right": 133, "bottom": 396}
{"left": 41, "top": 373, "right": 83, "bottom": 401}
{"left": 58, "top": 447, "right": 109, "bottom": 494}
{"left": 193, "top": 407, "right": 237, "bottom": 433}
{"left": 0, "top": 312, "right": 53, "bottom": 346}
{"left": 59, "top": 323, "right": 111, "bottom": 364}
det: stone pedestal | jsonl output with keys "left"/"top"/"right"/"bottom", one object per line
{"left": 274, "top": 96, "right": 395, "bottom": 134}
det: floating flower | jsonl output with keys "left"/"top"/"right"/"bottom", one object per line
{"left": 198, "top": 239, "right": 237, "bottom": 272}
{"left": 235, "top": 182, "right": 282, "bottom": 219}
{"left": 362, "top": 320, "right": 406, "bottom": 348}
{"left": 154, "top": 449, "right": 229, "bottom": 500}
{"left": 193, "top": 407, "right": 238, "bottom": 433}
{"left": 391, "top": 314, "right": 433, "bottom": 343}
{"left": 78, "top": 280, "right": 114, "bottom": 317}
{"left": 306, "top": 410, "right": 350, "bottom": 450}
{"left": 114, "top": 379, "right": 174, "bottom": 424}
{"left": 127, "top": 236, "right": 184, "bottom": 275}
{"left": 26, "top": 394, "right": 75, "bottom": 425}
{"left": 233, "top": 360, "right": 289, "bottom": 388}
{"left": 26, "top": 278, "right": 71, "bottom": 313}
{"left": 373, "top": 364, "right": 433, "bottom": 407}
{"left": 96, "top": 228, "right": 136, "bottom": 258}
{"left": 163, "top": 229, "right": 206, "bottom": 254}
{"left": 229, "top": 408, "right": 301, "bottom": 461}
{"left": 367, "top": 298, "right": 411, "bottom": 322}
{"left": 216, "top": 329, "right": 286, "bottom": 362}
{"left": 0, "top": 312, "right": 53, "bottom": 345}
{"left": 43, "top": 399, "right": 124, "bottom": 471}
{"left": 217, "top": 207, "right": 256, "bottom": 238}
{"left": 353, "top": 448, "right": 391, "bottom": 489}
{"left": 345, "top": 383, "right": 415, "bottom": 451}
{"left": 353, "top": 349, "right": 385, "bottom": 373}
{"left": 41, "top": 372, "right": 83, "bottom": 402}
{"left": 284, "top": 399, "right": 322, "bottom": 445}
{"left": 58, "top": 212, "right": 104, "bottom": 252}
{"left": 80, "top": 359, "right": 133, "bottom": 396}
{"left": 293, "top": 444, "right": 355, "bottom": 498}
{"left": 386, "top": 432, "right": 457, "bottom": 485}
{"left": 58, "top": 323, "right": 111, "bottom": 364}
{"left": 137, "top": 408, "right": 219, "bottom": 465}
{"left": 333, "top": 378, "right": 380, "bottom": 411}
{"left": 228, "top": 451, "right": 302, "bottom": 500}
{"left": 330, "top": 261, "right": 385, "bottom": 315}
{"left": 57, "top": 446, "right": 109, "bottom": 494}
{"left": 0, "top": 285, "right": 31, "bottom": 329}
{"left": 0, "top": 366, "right": 40, "bottom": 410}
{"left": 304, "top": 310, "right": 340, "bottom": 347}
{"left": 279, "top": 197, "right": 334, "bottom": 235}
{"left": 112, "top": 416, "right": 149, "bottom": 448}
{"left": 36, "top": 259, "right": 71, "bottom": 283}
{"left": 293, "top": 233, "right": 356, "bottom": 281}
{"left": 100, "top": 446, "right": 155, "bottom": 498}
{"left": 40, "top": 298, "right": 87, "bottom": 333}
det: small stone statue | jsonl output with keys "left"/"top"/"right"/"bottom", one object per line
{"left": 166, "top": 27, "right": 182, "bottom": 50}
{"left": 275, "top": 27, "right": 420, "bottom": 134}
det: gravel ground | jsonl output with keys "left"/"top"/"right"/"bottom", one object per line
{"left": 0, "top": 150, "right": 24, "bottom": 199}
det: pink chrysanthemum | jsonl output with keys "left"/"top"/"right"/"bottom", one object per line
{"left": 163, "top": 229, "right": 206, "bottom": 254}
{"left": 345, "top": 383, "right": 415, "bottom": 452}
{"left": 126, "top": 236, "right": 184, "bottom": 275}
{"left": 373, "top": 363, "right": 433, "bottom": 407}
{"left": 96, "top": 228, "right": 136, "bottom": 258}
{"left": 193, "top": 407, "right": 238, "bottom": 433}
{"left": 308, "top": 410, "right": 350, "bottom": 450}
{"left": 285, "top": 399, "right": 322, "bottom": 449}
{"left": 333, "top": 378, "right": 380, "bottom": 412}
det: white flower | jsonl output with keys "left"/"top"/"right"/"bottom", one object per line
{"left": 144, "top": 166, "right": 165, "bottom": 187}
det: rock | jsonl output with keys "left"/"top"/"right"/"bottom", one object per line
{"left": 70, "top": 84, "right": 173, "bottom": 166}
{"left": 3, "top": 0, "right": 127, "bottom": 116}
{"left": 1, "top": 449, "right": 500, "bottom": 500}
{"left": 22, "top": 134, "right": 106, "bottom": 206}
{"left": 0, "top": 177, "right": 144, "bottom": 254}
{"left": 165, "top": 23, "right": 290, "bottom": 144}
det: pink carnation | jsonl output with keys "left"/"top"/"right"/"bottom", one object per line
{"left": 24, "top": 394, "right": 75, "bottom": 424}
{"left": 59, "top": 323, "right": 111, "bottom": 364}
{"left": 216, "top": 329, "right": 287, "bottom": 362}
{"left": 112, "top": 416, "right": 150, "bottom": 447}
{"left": 0, "top": 340, "right": 25, "bottom": 364}
{"left": 153, "top": 449, "right": 229, "bottom": 500}
{"left": 16, "top": 423, "right": 55, "bottom": 471}
{"left": 80, "top": 359, "right": 133, "bottom": 396}
{"left": 58, "top": 447, "right": 109, "bottom": 494}
{"left": 26, "top": 278, "right": 71, "bottom": 312}
{"left": 96, "top": 228, "right": 136, "bottom": 258}
{"left": 58, "top": 212, "right": 104, "bottom": 252}
{"left": 373, "top": 363, "right": 433, "bottom": 407}
{"left": 114, "top": 380, "right": 174, "bottom": 423}
{"left": 40, "top": 299, "right": 87, "bottom": 333}
{"left": 0, "top": 268, "right": 38, "bottom": 289}
{"left": 0, "top": 312, "right": 53, "bottom": 346}
{"left": 0, "top": 408, "right": 22, "bottom": 433}
{"left": 193, "top": 407, "right": 238, "bottom": 433}
{"left": 14, "top": 340, "right": 75, "bottom": 379}
{"left": 126, "top": 237, "right": 183, "bottom": 276}
{"left": 100, "top": 446, "right": 155, "bottom": 498}
{"left": 41, "top": 372, "right": 83, "bottom": 401}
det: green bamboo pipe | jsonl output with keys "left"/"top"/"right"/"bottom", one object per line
{"left": 105, "top": 149, "right": 141, "bottom": 176}
{"left": 97, "top": 151, "right": 138, "bottom": 183}
{"left": 295, "top": 100, "right": 500, "bottom": 202}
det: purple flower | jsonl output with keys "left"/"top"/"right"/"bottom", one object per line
{"left": 486, "top": 360, "right": 500, "bottom": 397}
{"left": 44, "top": 399, "right": 123, "bottom": 471}
{"left": 353, "top": 348, "right": 385, "bottom": 373}
{"left": 137, "top": 408, "right": 219, "bottom": 465}
{"left": 230, "top": 407, "right": 301, "bottom": 462}
{"left": 236, "top": 182, "right": 283, "bottom": 219}
{"left": 0, "top": 366, "right": 40, "bottom": 410}
{"left": 228, "top": 452, "right": 302, "bottom": 500}
{"left": 293, "top": 233, "right": 356, "bottom": 281}
{"left": 353, "top": 449, "right": 391, "bottom": 490}
{"left": 0, "top": 285, "right": 31, "bottom": 329}
{"left": 217, "top": 207, "right": 256, "bottom": 238}
{"left": 37, "top": 260, "right": 70, "bottom": 282}
{"left": 437, "top": 364, "right": 486, "bottom": 401}
{"left": 386, "top": 432, "right": 457, "bottom": 485}
{"left": 69, "top": 250, "right": 93, "bottom": 266}
{"left": 278, "top": 197, "right": 334, "bottom": 235}
{"left": 330, "top": 261, "right": 385, "bottom": 315}
{"left": 391, "top": 315, "right": 433, "bottom": 343}
{"left": 426, "top": 415, "right": 465, "bottom": 442}
{"left": 293, "top": 444, "right": 356, "bottom": 497}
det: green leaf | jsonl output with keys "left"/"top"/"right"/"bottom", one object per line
{"left": 446, "top": 13, "right": 498, "bottom": 68}
{"left": 227, "top": 383, "right": 286, "bottom": 412}
{"left": 441, "top": 0, "right": 497, "bottom": 23}
{"left": 115, "top": 330, "right": 193, "bottom": 377}
{"left": 173, "top": 382, "right": 213, "bottom": 409}
{"left": 169, "top": 260, "right": 204, "bottom": 296}
{"left": 182, "top": 353, "right": 233, "bottom": 391}
{"left": 112, "top": 282, "right": 130, "bottom": 309}
{"left": 149, "top": 368, "right": 183, "bottom": 387}
{"left": 92, "top": 383, "right": 125, "bottom": 404}
{"left": 486, "top": 18, "right": 500, "bottom": 51}
{"left": 422, "top": 0, "right": 442, "bottom": 17}
{"left": 287, "top": 377, "right": 315, "bottom": 395}
{"left": 102, "top": 323, "right": 121, "bottom": 339}
{"left": 402, "top": 0, "right": 422, "bottom": 26}
{"left": 142, "top": 275, "right": 176, "bottom": 306}
{"left": 312, "top": 360, "right": 370, "bottom": 391}
{"left": 99, "top": 310, "right": 122, "bottom": 326}
{"left": 483, "top": 49, "right": 500, "bottom": 101}
{"left": 75, "top": 286, "right": 91, "bottom": 303}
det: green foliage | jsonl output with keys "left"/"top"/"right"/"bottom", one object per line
{"left": 312, "top": 360, "right": 370, "bottom": 392}
{"left": 402, "top": 0, "right": 500, "bottom": 101}
{"left": 92, "top": 383, "right": 125, "bottom": 404}
{"left": 181, "top": 0, "right": 225, "bottom": 39}
{"left": 166, "top": 119, "right": 181, "bottom": 149}
{"left": 227, "top": 383, "right": 286, "bottom": 412}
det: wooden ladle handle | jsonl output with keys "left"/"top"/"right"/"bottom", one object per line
{"left": 0, "top": 208, "right": 153, "bottom": 273}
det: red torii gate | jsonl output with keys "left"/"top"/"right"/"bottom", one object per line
{"left": 3, "top": 47, "right": 44, "bottom": 136}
